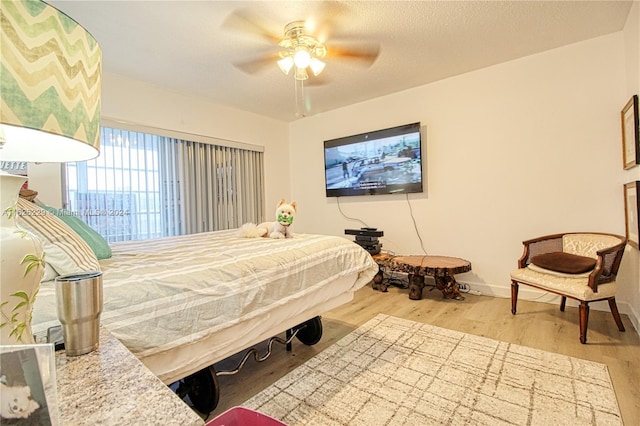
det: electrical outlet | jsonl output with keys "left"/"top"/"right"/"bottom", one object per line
{"left": 458, "top": 283, "right": 469, "bottom": 292}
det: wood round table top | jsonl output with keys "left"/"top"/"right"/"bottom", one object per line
{"left": 373, "top": 254, "right": 472, "bottom": 276}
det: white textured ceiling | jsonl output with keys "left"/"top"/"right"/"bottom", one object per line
{"left": 50, "top": 1, "right": 633, "bottom": 122}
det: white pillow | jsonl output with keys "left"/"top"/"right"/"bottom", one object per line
{"left": 16, "top": 198, "right": 100, "bottom": 278}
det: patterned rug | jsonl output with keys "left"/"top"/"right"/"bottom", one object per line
{"left": 243, "top": 314, "right": 622, "bottom": 426}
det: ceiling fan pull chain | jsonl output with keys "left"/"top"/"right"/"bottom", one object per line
{"left": 294, "top": 79, "right": 306, "bottom": 117}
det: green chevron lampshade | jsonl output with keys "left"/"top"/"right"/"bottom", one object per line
{"left": 0, "top": 0, "right": 101, "bottom": 162}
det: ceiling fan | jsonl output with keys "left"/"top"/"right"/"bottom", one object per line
{"left": 223, "top": 8, "right": 380, "bottom": 83}
{"left": 277, "top": 20, "right": 328, "bottom": 81}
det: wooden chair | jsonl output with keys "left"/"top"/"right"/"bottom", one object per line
{"left": 510, "top": 232, "right": 627, "bottom": 344}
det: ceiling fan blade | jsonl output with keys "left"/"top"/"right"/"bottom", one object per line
{"left": 222, "top": 9, "right": 281, "bottom": 44}
{"left": 327, "top": 43, "right": 381, "bottom": 66}
{"left": 307, "top": 1, "right": 350, "bottom": 43}
{"left": 232, "top": 52, "right": 280, "bottom": 75}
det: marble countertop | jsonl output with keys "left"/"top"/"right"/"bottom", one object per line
{"left": 55, "top": 327, "right": 204, "bottom": 426}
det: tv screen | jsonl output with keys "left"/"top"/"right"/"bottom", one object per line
{"left": 324, "top": 122, "right": 423, "bottom": 197}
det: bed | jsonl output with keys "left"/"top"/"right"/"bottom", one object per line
{"left": 28, "top": 217, "right": 378, "bottom": 411}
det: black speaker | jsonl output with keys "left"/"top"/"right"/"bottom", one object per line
{"left": 345, "top": 228, "right": 383, "bottom": 255}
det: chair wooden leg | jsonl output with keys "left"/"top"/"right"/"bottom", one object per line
{"left": 510, "top": 280, "right": 519, "bottom": 315}
{"left": 608, "top": 297, "right": 626, "bottom": 332}
{"left": 560, "top": 296, "right": 567, "bottom": 312}
{"left": 579, "top": 301, "right": 589, "bottom": 344}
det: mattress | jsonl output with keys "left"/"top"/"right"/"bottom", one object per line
{"left": 32, "top": 230, "right": 378, "bottom": 382}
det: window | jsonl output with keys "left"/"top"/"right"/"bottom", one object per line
{"left": 65, "top": 126, "right": 264, "bottom": 242}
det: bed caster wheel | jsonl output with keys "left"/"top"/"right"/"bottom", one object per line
{"left": 294, "top": 316, "right": 323, "bottom": 346}
{"left": 176, "top": 366, "right": 220, "bottom": 416}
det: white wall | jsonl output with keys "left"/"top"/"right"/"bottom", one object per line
{"left": 290, "top": 32, "right": 640, "bottom": 329}
{"left": 29, "top": 73, "right": 291, "bottom": 215}
{"left": 621, "top": 1, "right": 640, "bottom": 332}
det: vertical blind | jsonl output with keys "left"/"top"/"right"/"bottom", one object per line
{"left": 65, "top": 127, "right": 264, "bottom": 242}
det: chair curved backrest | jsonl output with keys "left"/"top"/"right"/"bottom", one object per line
{"left": 562, "top": 233, "right": 623, "bottom": 257}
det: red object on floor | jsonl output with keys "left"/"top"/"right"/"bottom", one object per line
{"left": 206, "top": 406, "right": 287, "bottom": 426}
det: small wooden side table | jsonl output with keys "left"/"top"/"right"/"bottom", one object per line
{"left": 372, "top": 253, "right": 472, "bottom": 300}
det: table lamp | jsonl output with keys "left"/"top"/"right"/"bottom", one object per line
{"left": 0, "top": 0, "right": 101, "bottom": 344}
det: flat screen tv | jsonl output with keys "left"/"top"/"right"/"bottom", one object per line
{"left": 324, "top": 122, "right": 423, "bottom": 197}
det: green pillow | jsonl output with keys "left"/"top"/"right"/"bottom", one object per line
{"left": 39, "top": 205, "right": 112, "bottom": 260}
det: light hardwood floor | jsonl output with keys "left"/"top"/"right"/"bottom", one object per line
{"left": 208, "top": 284, "right": 640, "bottom": 424}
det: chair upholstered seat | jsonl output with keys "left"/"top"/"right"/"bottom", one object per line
{"left": 510, "top": 267, "right": 617, "bottom": 301}
{"left": 510, "top": 232, "right": 627, "bottom": 344}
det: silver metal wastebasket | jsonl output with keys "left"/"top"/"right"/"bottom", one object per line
{"left": 55, "top": 271, "right": 103, "bottom": 356}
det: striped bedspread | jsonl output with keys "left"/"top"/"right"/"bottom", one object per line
{"left": 32, "top": 230, "right": 378, "bottom": 361}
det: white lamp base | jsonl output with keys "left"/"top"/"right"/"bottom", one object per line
{"left": 0, "top": 171, "right": 45, "bottom": 344}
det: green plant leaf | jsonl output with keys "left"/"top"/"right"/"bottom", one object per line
{"left": 21, "top": 254, "right": 45, "bottom": 277}
{"left": 12, "top": 301, "right": 28, "bottom": 311}
{"left": 24, "top": 265, "right": 34, "bottom": 276}
{"left": 23, "top": 262, "right": 39, "bottom": 277}
{"left": 9, "top": 323, "right": 26, "bottom": 339}
{"left": 5, "top": 206, "right": 16, "bottom": 219}
{"left": 11, "top": 292, "right": 29, "bottom": 301}
{"left": 22, "top": 254, "right": 41, "bottom": 263}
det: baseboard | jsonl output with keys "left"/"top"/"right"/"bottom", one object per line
{"left": 461, "top": 281, "right": 640, "bottom": 336}
{"left": 623, "top": 302, "right": 640, "bottom": 336}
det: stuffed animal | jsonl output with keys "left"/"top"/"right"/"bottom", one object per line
{"left": 240, "top": 199, "right": 297, "bottom": 239}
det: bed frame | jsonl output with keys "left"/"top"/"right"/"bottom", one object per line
{"left": 166, "top": 279, "right": 357, "bottom": 414}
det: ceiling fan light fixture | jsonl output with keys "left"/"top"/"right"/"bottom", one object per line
{"left": 293, "top": 47, "right": 311, "bottom": 69}
{"left": 277, "top": 56, "right": 294, "bottom": 75}
{"left": 309, "top": 57, "right": 325, "bottom": 76}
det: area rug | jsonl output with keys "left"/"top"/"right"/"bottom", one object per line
{"left": 243, "top": 314, "right": 622, "bottom": 426}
